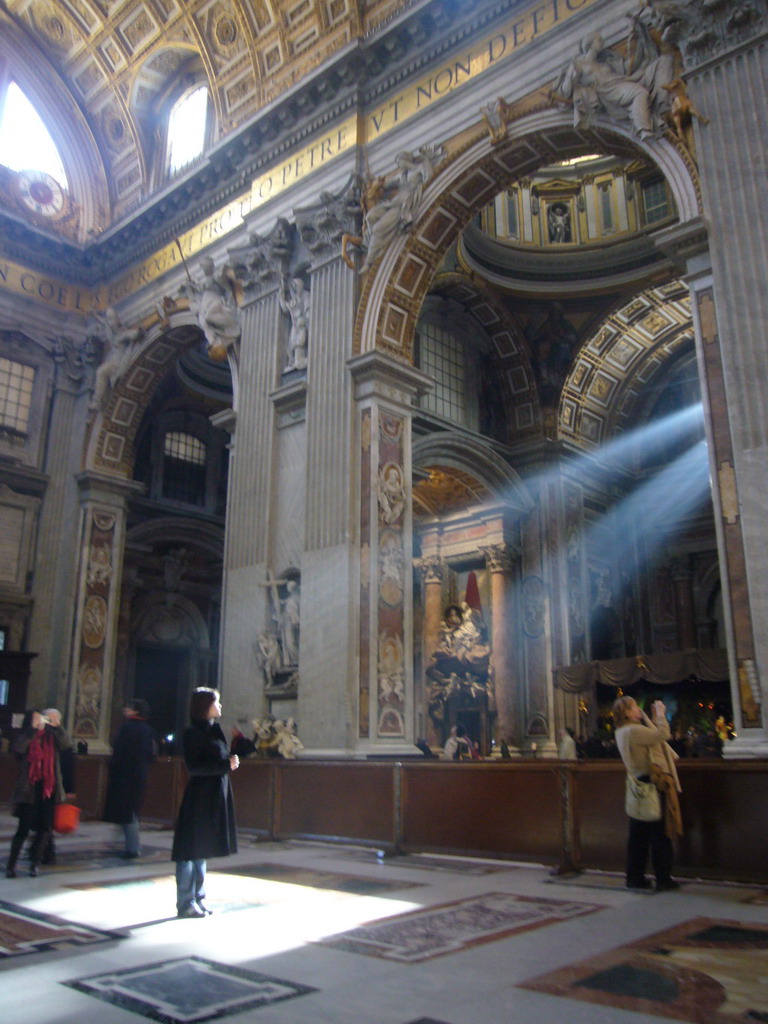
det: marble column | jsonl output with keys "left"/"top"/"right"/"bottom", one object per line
{"left": 218, "top": 227, "right": 282, "bottom": 725}
{"left": 27, "top": 336, "right": 91, "bottom": 711}
{"left": 481, "top": 543, "right": 517, "bottom": 750}
{"left": 415, "top": 552, "right": 444, "bottom": 747}
{"left": 67, "top": 471, "right": 143, "bottom": 752}
{"left": 666, "top": 14, "right": 768, "bottom": 755}
{"left": 349, "top": 351, "right": 432, "bottom": 755}
{"left": 671, "top": 560, "right": 697, "bottom": 651}
{"left": 294, "top": 186, "right": 359, "bottom": 752}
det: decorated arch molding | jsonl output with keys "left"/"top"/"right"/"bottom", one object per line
{"left": 354, "top": 112, "right": 702, "bottom": 364}
{"left": 559, "top": 279, "right": 695, "bottom": 447}
{"left": 132, "top": 591, "right": 211, "bottom": 649}
{"left": 412, "top": 432, "right": 535, "bottom": 516}
{"left": 84, "top": 315, "right": 203, "bottom": 478}
{"left": 126, "top": 516, "right": 225, "bottom": 561}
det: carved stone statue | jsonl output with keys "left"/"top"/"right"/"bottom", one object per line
{"left": 256, "top": 632, "right": 281, "bottom": 687}
{"left": 183, "top": 255, "right": 241, "bottom": 360}
{"left": 353, "top": 145, "right": 446, "bottom": 271}
{"left": 280, "top": 580, "right": 300, "bottom": 666}
{"left": 88, "top": 306, "right": 144, "bottom": 410}
{"left": 377, "top": 462, "right": 406, "bottom": 524}
{"left": 481, "top": 97, "right": 512, "bottom": 144}
{"left": 552, "top": 32, "right": 658, "bottom": 138}
{"left": 551, "top": 7, "right": 710, "bottom": 141}
{"left": 279, "top": 275, "right": 309, "bottom": 371}
{"left": 162, "top": 547, "right": 188, "bottom": 591}
{"left": 548, "top": 203, "right": 571, "bottom": 243}
{"left": 274, "top": 717, "right": 304, "bottom": 759}
{"left": 426, "top": 603, "right": 492, "bottom": 740}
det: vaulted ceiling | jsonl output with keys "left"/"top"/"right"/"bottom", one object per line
{"left": 0, "top": 0, "right": 422, "bottom": 230}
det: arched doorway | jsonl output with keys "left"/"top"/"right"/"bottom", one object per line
{"left": 72, "top": 319, "right": 233, "bottom": 748}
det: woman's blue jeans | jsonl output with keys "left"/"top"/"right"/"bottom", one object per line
{"left": 175, "top": 859, "right": 206, "bottom": 911}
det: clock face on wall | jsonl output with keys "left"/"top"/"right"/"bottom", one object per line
{"left": 15, "top": 170, "right": 66, "bottom": 218}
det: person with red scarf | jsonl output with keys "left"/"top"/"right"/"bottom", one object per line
{"left": 5, "top": 708, "right": 71, "bottom": 878}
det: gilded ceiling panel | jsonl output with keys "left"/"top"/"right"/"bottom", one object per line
{"left": 3, "top": 0, "right": 413, "bottom": 217}
{"left": 559, "top": 283, "right": 696, "bottom": 447}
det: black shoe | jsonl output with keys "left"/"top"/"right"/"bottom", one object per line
{"left": 626, "top": 878, "right": 652, "bottom": 890}
{"left": 177, "top": 902, "right": 206, "bottom": 919}
{"left": 196, "top": 901, "right": 213, "bottom": 915}
{"left": 5, "top": 866, "right": 17, "bottom": 878}
{"left": 656, "top": 879, "right": 681, "bottom": 892}
{"left": 116, "top": 851, "right": 140, "bottom": 859}
{"left": 29, "top": 864, "right": 40, "bottom": 878}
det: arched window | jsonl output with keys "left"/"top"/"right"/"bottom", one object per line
{"left": 0, "top": 82, "right": 67, "bottom": 186}
{"left": 162, "top": 430, "right": 207, "bottom": 506}
{"left": 415, "top": 300, "right": 504, "bottom": 438}
{"left": 418, "top": 321, "right": 468, "bottom": 424}
{"left": 0, "top": 357, "right": 36, "bottom": 438}
{"left": 166, "top": 85, "right": 209, "bottom": 175}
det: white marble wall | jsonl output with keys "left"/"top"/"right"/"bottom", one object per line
{"left": 296, "top": 256, "right": 357, "bottom": 751}
{"left": 689, "top": 39, "right": 768, "bottom": 754}
{"left": 219, "top": 293, "right": 280, "bottom": 725}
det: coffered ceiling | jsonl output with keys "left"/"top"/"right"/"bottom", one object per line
{"left": 1, "top": 0, "right": 417, "bottom": 222}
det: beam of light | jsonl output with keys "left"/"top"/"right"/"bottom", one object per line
{"left": 591, "top": 440, "right": 711, "bottom": 567}
{"left": 30, "top": 867, "right": 424, "bottom": 963}
{"left": 515, "top": 402, "right": 705, "bottom": 500}
{"left": 591, "top": 402, "right": 705, "bottom": 472}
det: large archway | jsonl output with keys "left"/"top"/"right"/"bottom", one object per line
{"left": 354, "top": 115, "right": 700, "bottom": 362}
{"left": 359, "top": 110, "right": 723, "bottom": 754}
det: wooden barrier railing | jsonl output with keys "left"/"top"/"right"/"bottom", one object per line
{"left": 2, "top": 754, "right": 766, "bottom": 883}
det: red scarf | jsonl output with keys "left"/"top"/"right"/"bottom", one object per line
{"left": 27, "top": 729, "right": 56, "bottom": 800}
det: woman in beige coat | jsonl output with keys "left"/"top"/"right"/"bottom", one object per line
{"left": 613, "top": 696, "right": 682, "bottom": 892}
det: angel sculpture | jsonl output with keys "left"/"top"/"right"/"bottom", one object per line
{"left": 343, "top": 145, "right": 446, "bottom": 271}
{"left": 89, "top": 307, "right": 144, "bottom": 410}
{"left": 182, "top": 256, "right": 241, "bottom": 361}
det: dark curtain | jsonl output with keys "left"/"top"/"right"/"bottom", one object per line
{"left": 553, "top": 649, "right": 729, "bottom": 694}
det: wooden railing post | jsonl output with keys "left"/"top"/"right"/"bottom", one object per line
{"left": 553, "top": 764, "right": 578, "bottom": 875}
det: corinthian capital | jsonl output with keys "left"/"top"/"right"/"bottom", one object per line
{"left": 229, "top": 217, "right": 294, "bottom": 300}
{"left": 649, "top": 1, "right": 767, "bottom": 70}
{"left": 296, "top": 175, "right": 364, "bottom": 265}
{"left": 480, "top": 543, "right": 515, "bottom": 573}
{"left": 414, "top": 555, "right": 444, "bottom": 584}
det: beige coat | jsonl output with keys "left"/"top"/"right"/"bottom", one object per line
{"left": 616, "top": 711, "right": 681, "bottom": 793}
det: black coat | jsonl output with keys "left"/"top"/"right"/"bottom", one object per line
{"left": 171, "top": 719, "right": 237, "bottom": 861}
{"left": 103, "top": 718, "right": 157, "bottom": 824}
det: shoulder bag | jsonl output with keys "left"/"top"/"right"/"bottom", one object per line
{"left": 625, "top": 774, "right": 661, "bottom": 821}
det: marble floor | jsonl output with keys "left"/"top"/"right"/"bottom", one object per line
{"left": 1, "top": 810, "right": 767, "bottom": 1024}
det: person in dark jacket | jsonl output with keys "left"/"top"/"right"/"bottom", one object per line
{"left": 171, "top": 687, "right": 239, "bottom": 918}
{"left": 103, "top": 699, "right": 157, "bottom": 858}
{"left": 36, "top": 707, "right": 76, "bottom": 865}
{"left": 5, "top": 708, "right": 71, "bottom": 878}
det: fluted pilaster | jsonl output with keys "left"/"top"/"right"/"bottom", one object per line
{"left": 225, "top": 294, "right": 280, "bottom": 569}
{"left": 304, "top": 259, "right": 355, "bottom": 551}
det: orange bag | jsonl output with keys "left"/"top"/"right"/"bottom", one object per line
{"left": 54, "top": 802, "right": 80, "bottom": 834}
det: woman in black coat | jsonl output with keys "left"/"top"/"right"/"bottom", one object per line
{"left": 103, "top": 699, "right": 157, "bottom": 858}
{"left": 171, "top": 687, "right": 239, "bottom": 918}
